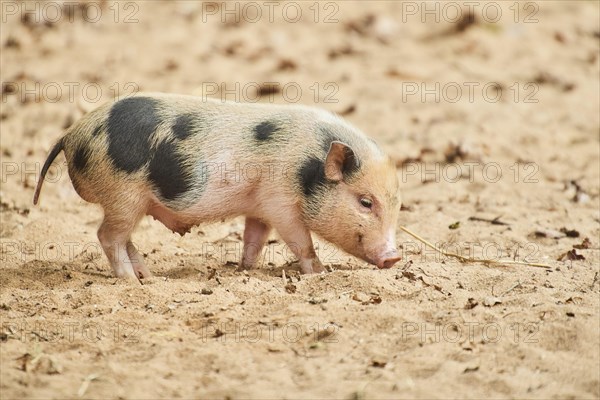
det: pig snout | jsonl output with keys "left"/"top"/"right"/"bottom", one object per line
{"left": 375, "top": 249, "right": 401, "bottom": 269}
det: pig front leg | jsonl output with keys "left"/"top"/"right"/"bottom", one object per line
{"left": 273, "top": 219, "right": 326, "bottom": 274}
{"left": 240, "top": 217, "right": 272, "bottom": 269}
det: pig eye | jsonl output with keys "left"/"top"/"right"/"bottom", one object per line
{"left": 359, "top": 198, "right": 373, "bottom": 209}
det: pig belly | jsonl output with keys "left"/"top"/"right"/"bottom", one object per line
{"left": 147, "top": 178, "right": 256, "bottom": 235}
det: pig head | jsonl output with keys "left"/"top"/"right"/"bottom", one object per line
{"left": 299, "top": 140, "right": 402, "bottom": 270}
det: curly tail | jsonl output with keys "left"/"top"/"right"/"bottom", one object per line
{"left": 33, "top": 139, "right": 64, "bottom": 205}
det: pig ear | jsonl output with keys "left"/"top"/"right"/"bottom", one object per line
{"left": 324, "top": 141, "right": 358, "bottom": 182}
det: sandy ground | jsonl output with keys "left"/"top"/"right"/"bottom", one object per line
{"left": 1, "top": 1, "right": 599, "bottom": 398}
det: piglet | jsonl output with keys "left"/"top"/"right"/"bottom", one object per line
{"left": 34, "top": 93, "right": 401, "bottom": 280}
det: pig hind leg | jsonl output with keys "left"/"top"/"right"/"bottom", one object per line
{"left": 97, "top": 204, "right": 149, "bottom": 280}
{"left": 127, "top": 241, "right": 152, "bottom": 278}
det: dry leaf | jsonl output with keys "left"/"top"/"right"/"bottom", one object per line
{"left": 573, "top": 238, "right": 592, "bottom": 249}
{"left": 557, "top": 249, "right": 585, "bottom": 261}
{"left": 464, "top": 298, "right": 478, "bottom": 310}
{"left": 371, "top": 359, "right": 387, "bottom": 368}
{"left": 560, "top": 227, "right": 580, "bottom": 238}
{"left": 285, "top": 284, "right": 297, "bottom": 294}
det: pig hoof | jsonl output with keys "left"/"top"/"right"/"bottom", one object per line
{"left": 133, "top": 266, "right": 152, "bottom": 279}
{"left": 299, "top": 259, "right": 326, "bottom": 274}
{"left": 237, "top": 260, "right": 256, "bottom": 272}
{"left": 312, "top": 262, "right": 326, "bottom": 274}
{"left": 115, "top": 272, "right": 142, "bottom": 284}
{"left": 140, "top": 276, "right": 161, "bottom": 285}
{"left": 136, "top": 271, "right": 152, "bottom": 280}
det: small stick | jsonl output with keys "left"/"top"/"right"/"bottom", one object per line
{"left": 282, "top": 269, "right": 287, "bottom": 284}
{"left": 501, "top": 280, "right": 522, "bottom": 296}
{"left": 399, "top": 226, "right": 552, "bottom": 269}
{"left": 468, "top": 215, "right": 509, "bottom": 226}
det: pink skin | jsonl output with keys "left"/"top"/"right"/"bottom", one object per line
{"left": 372, "top": 250, "right": 402, "bottom": 269}
{"left": 366, "top": 230, "right": 402, "bottom": 269}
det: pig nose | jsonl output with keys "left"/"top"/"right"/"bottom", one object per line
{"left": 377, "top": 251, "right": 401, "bottom": 269}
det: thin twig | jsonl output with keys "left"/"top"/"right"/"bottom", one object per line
{"left": 501, "top": 280, "right": 522, "bottom": 296}
{"left": 399, "top": 226, "right": 552, "bottom": 269}
{"left": 468, "top": 215, "right": 509, "bottom": 226}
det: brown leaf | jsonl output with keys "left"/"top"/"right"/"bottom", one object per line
{"left": 464, "top": 298, "right": 478, "bottom": 310}
{"left": 454, "top": 11, "right": 478, "bottom": 33}
{"left": 560, "top": 228, "right": 580, "bottom": 238}
{"left": 371, "top": 359, "right": 387, "bottom": 368}
{"left": 255, "top": 83, "right": 281, "bottom": 97}
{"left": 401, "top": 270, "right": 417, "bottom": 281}
{"left": 213, "top": 328, "right": 225, "bottom": 338}
{"left": 573, "top": 238, "right": 592, "bottom": 249}
{"left": 345, "top": 14, "right": 376, "bottom": 36}
{"left": 557, "top": 249, "right": 585, "bottom": 261}
{"left": 444, "top": 141, "right": 472, "bottom": 162}
{"left": 276, "top": 59, "right": 297, "bottom": 71}
{"left": 285, "top": 284, "right": 297, "bottom": 294}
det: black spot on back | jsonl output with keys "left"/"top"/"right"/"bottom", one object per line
{"left": 172, "top": 113, "right": 201, "bottom": 140}
{"left": 149, "top": 140, "right": 193, "bottom": 204}
{"left": 254, "top": 120, "right": 281, "bottom": 142}
{"left": 107, "top": 97, "right": 160, "bottom": 173}
{"left": 298, "top": 157, "right": 326, "bottom": 197}
{"left": 73, "top": 143, "right": 89, "bottom": 172}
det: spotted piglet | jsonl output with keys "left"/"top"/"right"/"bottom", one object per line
{"left": 34, "top": 93, "right": 401, "bottom": 281}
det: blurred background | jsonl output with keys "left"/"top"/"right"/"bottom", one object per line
{"left": 1, "top": 1, "right": 599, "bottom": 399}
{"left": 2, "top": 1, "right": 599, "bottom": 200}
